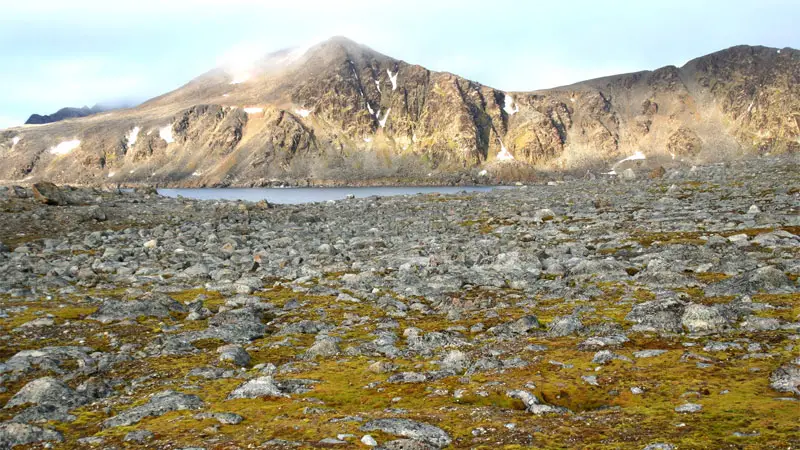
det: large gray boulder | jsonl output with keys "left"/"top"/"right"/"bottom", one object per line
{"left": 706, "top": 266, "right": 793, "bottom": 296}
{"left": 227, "top": 376, "right": 288, "bottom": 400}
{"left": 0, "top": 422, "right": 63, "bottom": 448}
{"left": 103, "top": 390, "right": 203, "bottom": 428}
{"left": 680, "top": 304, "right": 730, "bottom": 334}
{"left": 89, "top": 293, "right": 186, "bottom": 323}
{"left": 625, "top": 297, "right": 686, "bottom": 333}
{"left": 4, "top": 377, "right": 86, "bottom": 409}
{"left": 361, "top": 418, "right": 451, "bottom": 448}
{"left": 770, "top": 363, "right": 800, "bottom": 395}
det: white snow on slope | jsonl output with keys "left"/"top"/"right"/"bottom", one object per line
{"left": 11, "top": 136, "right": 20, "bottom": 147}
{"left": 126, "top": 126, "right": 140, "bottom": 148}
{"left": 375, "top": 79, "right": 381, "bottom": 93}
{"left": 107, "top": 172, "right": 116, "bottom": 178}
{"left": 159, "top": 125, "right": 174, "bottom": 144}
{"left": 295, "top": 108, "right": 312, "bottom": 118}
{"left": 379, "top": 108, "right": 391, "bottom": 127}
{"left": 615, "top": 151, "right": 646, "bottom": 165}
{"left": 244, "top": 107, "right": 264, "bottom": 114}
{"left": 367, "top": 103, "right": 375, "bottom": 116}
{"left": 230, "top": 72, "right": 251, "bottom": 84}
{"left": 503, "top": 94, "right": 519, "bottom": 115}
{"left": 50, "top": 140, "right": 81, "bottom": 155}
{"left": 363, "top": 137, "right": 372, "bottom": 143}
{"left": 387, "top": 69, "right": 398, "bottom": 91}
{"left": 497, "top": 141, "right": 515, "bottom": 161}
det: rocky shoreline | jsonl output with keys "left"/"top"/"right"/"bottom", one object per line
{"left": 0, "top": 156, "right": 798, "bottom": 448}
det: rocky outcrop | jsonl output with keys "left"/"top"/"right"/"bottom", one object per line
{"left": 2, "top": 39, "right": 798, "bottom": 186}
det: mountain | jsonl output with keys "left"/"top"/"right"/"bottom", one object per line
{"left": 1, "top": 38, "right": 798, "bottom": 186}
{"left": 25, "top": 105, "right": 109, "bottom": 125}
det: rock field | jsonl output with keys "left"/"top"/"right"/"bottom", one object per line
{"left": 0, "top": 156, "right": 798, "bottom": 449}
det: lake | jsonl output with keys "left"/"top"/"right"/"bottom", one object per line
{"left": 158, "top": 186, "right": 507, "bottom": 204}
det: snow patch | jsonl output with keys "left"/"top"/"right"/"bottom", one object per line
{"left": 159, "top": 125, "right": 174, "bottom": 144}
{"left": 192, "top": 171, "right": 202, "bottom": 177}
{"left": 50, "top": 139, "right": 81, "bottom": 155}
{"left": 378, "top": 108, "right": 391, "bottom": 128}
{"left": 230, "top": 72, "right": 251, "bottom": 84}
{"left": 615, "top": 151, "right": 646, "bottom": 165}
{"left": 387, "top": 69, "right": 398, "bottom": 91}
{"left": 478, "top": 169, "right": 488, "bottom": 176}
{"left": 244, "top": 107, "right": 264, "bottom": 114}
{"left": 126, "top": 126, "right": 140, "bottom": 148}
{"left": 367, "top": 103, "right": 375, "bottom": 116}
{"left": 129, "top": 170, "right": 136, "bottom": 174}
{"left": 11, "top": 136, "right": 20, "bottom": 147}
{"left": 107, "top": 172, "right": 116, "bottom": 178}
{"left": 503, "top": 94, "right": 519, "bottom": 115}
{"left": 223, "top": 94, "right": 230, "bottom": 97}
{"left": 375, "top": 79, "right": 381, "bottom": 93}
{"left": 603, "top": 170, "right": 617, "bottom": 176}
{"left": 363, "top": 137, "right": 372, "bottom": 143}
{"left": 777, "top": 49, "right": 781, "bottom": 54}
{"left": 497, "top": 141, "right": 515, "bottom": 161}
{"left": 295, "top": 108, "right": 312, "bottom": 118}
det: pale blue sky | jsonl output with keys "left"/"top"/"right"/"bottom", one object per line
{"left": 1, "top": 0, "right": 798, "bottom": 128}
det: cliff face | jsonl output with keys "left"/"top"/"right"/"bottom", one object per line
{"left": 1, "top": 39, "right": 798, "bottom": 186}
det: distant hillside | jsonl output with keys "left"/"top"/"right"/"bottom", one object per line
{"left": 2, "top": 38, "right": 798, "bottom": 187}
{"left": 24, "top": 105, "right": 112, "bottom": 125}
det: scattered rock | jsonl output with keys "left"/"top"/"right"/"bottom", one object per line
{"left": 103, "top": 390, "right": 204, "bottom": 428}
{"left": 361, "top": 418, "right": 452, "bottom": 448}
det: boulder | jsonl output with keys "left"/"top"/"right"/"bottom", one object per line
{"left": 361, "top": 418, "right": 451, "bottom": 448}
{"left": 103, "top": 390, "right": 203, "bottom": 428}
{"left": 0, "top": 423, "right": 63, "bottom": 448}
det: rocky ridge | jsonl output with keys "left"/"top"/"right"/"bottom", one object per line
{"left": 1, "top": 38, "right": 798, "bottom": 187}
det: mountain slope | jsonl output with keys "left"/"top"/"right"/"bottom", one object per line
{"left": 24, "top": 105, "right": 108, "bottom": 125}
{"left": 1, "top": 39, "right": 798, "bottom": 186}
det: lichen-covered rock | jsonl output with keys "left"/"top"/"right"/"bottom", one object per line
{"left": 226, "top": 377, "right": 288, "bottom": 400}
{"left": 0, "top": 422, "right": 64, "bottom": 448}
{"left": 361, "top": 418, "right": 451, "bottom": 448}
{"left": 89, "top": 293, "right": 186, "bottom": 323}
{"left": 4, "top": 377, "right": 86, "bottom": 409}
{"left": 769, "top": 363, "right": 800, "bottom": 395}
{"left": 103, "top": 390, "right": 203, "bottom": 428}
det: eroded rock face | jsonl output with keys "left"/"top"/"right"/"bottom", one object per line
{"left": 3, "top": 40, "right": 797, "bottom": 186}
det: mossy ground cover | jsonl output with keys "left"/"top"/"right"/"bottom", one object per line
{"left": 1, "top": 280, "right": 799, "bottom": 449}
